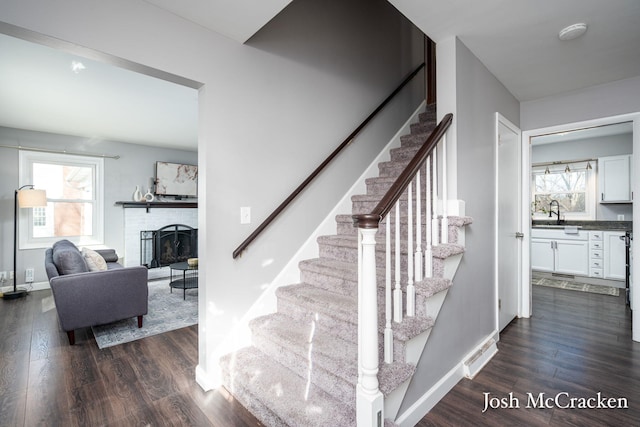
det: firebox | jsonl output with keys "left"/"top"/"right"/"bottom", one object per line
{"left": 140, "top": 224, "right": 198, "bottom": 268}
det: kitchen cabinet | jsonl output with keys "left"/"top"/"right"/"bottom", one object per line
{"left": 531, "top": 239, "right": 555, "bottom": 272}
{"left": 555, "top": 240, "right": 589, "bottom": 275}
{"left": 531, "top": 229, "right": 589, "bottom": 276}
{"left": 603, "top": 231, "right": 626, "bottom": 280}
{"left": 599, "top": 154, "right": 632, "bottom": 203}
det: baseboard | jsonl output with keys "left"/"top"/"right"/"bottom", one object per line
{"left": 196, "top": 364, "right": 220, "bottom": 392}
{"left": 0, "top": 280, "right": 49, "bottom": 294}
{"left": 394, "top": 331, "right": 498, "bottom": 426}
{"left": 395, "top": 358, "right": 464, "bottom": 427}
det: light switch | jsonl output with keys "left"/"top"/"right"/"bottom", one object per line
{"left": 240, "top": 207, "right": 251, "bottom": 224}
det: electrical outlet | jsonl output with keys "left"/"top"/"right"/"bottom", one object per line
{"left": 9, "top": 271, "right": 14, "bottom": 280}
{"left": 25, "top": 268, "right": 35, "bottom": 283}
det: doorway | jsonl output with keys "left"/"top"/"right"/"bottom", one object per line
{"left": 520, "top": 113, "right": 640, "bottom": 342}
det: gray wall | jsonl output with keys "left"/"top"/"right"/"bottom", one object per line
{"left": 521, "top": 75, "right": 640, "bottom": 131}
{"left": 532, "top": 133, "right": 633, "bottom": 221}
{"left": 0, "top": 0, "right": 425, "bottom": 383}
{"left": 401, "top": 38, "right": 520, "bottom": 410}
{"left": 0, "top": 126, "right": 197, "bottom": 284}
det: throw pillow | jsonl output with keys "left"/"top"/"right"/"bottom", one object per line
{"left": 53, "top": 246, "right": 89, "bottom": 275}
{"left": 82, "top": 247, "right": 108, "bottom": 272}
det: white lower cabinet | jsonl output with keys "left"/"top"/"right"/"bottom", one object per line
{"left": 531, "top": 229, "right": 589, "bottom": 276}
{"left": 555, "top": 240, "right": 589, "bottom": 275}
{"left": 531, "top": 239, "right": 555, "bottom": 272}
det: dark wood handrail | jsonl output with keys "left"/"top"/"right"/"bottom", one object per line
{"left": 352, "top": 113, "right": 453, "bottom": 229}
{"left": 232, "top": 62, "right": 426, "bottom": 258}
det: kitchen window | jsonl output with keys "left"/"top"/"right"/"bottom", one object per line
{"left": 531, "top": 161, "right": 596, "bottom": 220}
{"left": 19, "top": 151, "right": 104, "bottom": 249}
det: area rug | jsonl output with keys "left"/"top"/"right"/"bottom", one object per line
{"left": 92, "top": 278, "right": 198, "bottom": 349}
{"left": 532, "top": 274, "right": 619, "bottom": 297}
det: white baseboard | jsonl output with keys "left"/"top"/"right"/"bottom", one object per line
{"left": 395, "top": 331, "right": 498, "bottom": 426}
{"left": 1, "top": 280, "right": 49, "bottom": 294}
{"left": 196, "top": 364, "right": 220, "bottom": 392}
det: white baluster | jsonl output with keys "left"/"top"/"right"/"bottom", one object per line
{"left": 394, "top": 201, "right": 402, "bottom": 323}
{"left": 384, "top": 214, "right": 392, "bottom": 363}
{"left": 356, "top": 227, "right": 384, "bottom": 426}
{"left": 407, "top": 182, "right": 415, "bottom": 317}
{"left": 425, "top": 157, "right": 433, "bottom": 278}
{"left": 441, "top": 134, "right": 448, "bottom": 244}
{"left": 415, "top": 170, "right": 423, "bottom": 282}
{"left": 431, "top": 146, "right": 440, "bottom": 247}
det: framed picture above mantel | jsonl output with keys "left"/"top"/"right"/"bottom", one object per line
{"left": 155, "top": 162, "right": 198, "bottom": 199}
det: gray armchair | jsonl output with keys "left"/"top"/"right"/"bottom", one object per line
{"left": 45, "top": 239, "right": 148, "bottom": 345}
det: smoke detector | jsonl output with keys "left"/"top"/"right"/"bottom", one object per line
{"left": 559, "top": 23, "right": 588, "bottom": 41}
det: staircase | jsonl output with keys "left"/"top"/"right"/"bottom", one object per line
{"left": 220, "top": 104, "right": 471, "bottom": 426}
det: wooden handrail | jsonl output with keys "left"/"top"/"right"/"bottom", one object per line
{"left": 232, "top": 63, "right": 426, "bottom": 259}
{"left": 353, "top": 113, "right": 453, "bottom": 229}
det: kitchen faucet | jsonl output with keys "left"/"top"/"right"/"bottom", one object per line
{"left": 549, "top": 200, "right": 561, "bottom": 225}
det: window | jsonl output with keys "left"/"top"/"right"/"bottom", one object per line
{"left": 19, "top": 151, "right": 104, "bottom": 249}
{"left": 531, "top": 161, "right": 595, "bottom": 220}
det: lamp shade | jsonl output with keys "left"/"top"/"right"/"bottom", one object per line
{"left": 17, "top": 189, "right": 47, "bottom": 208}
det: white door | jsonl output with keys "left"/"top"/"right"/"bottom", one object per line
{"left": 531, "top": 239, "right": 554, "bottom": 272}
{"left": 497, "top": 114, "right": 521, "bottom": 331}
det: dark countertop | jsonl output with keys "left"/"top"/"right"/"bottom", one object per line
{"left": 531, "top": 220, "right": 632, "bottom": 231}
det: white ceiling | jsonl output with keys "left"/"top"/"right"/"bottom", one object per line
{"left": 389, "top": 0, "right": 640, "bottom": 101}
{"left": 0, "top": 33, "right": 199, "bottom": 151}
{"left": 1, "top": 0, "right": 639, "bottom": 151}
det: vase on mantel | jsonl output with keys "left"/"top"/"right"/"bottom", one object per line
{"left": 132, "top": 185, "right": 143, "bottom": 202}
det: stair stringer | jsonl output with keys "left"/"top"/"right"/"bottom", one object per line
{"left": 383, "top": 214, "right": 470, "bottom": 421}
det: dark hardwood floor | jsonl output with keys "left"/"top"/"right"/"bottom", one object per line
{"left": 1, "top": 284, "right": 638, "bottom": 426}
{"left": 420, "top": 285, "right": 640, "bottom": 426}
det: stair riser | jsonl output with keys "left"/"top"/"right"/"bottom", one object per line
{"left": 378, "top": 161, "right": 427, "bottom": 179}
{"left": 339, "top": 219, "right": 464, "bottom": 248}
{"left": 278, "top": 297, "right": 357, "bottom": 344}
{"left": 389, "top": 146, "right": 422, "bottom": 162}
{"left": 410, "top": 122, "right": 435, "bottom": 134}
{"left": 251, "top": 330, "right": 357, "bottom": 403}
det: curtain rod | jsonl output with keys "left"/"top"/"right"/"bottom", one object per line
{"left": 0, "top": 144, "right": 120, "bottom": 159}
{"left": 532, "top": 157, "right": 596, "bottom": 167}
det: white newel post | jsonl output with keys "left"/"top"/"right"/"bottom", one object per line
{"left": 441, "top": 135, "right": 448, "bottom": 244}
{"left": 357, "top": 227, "right": 384, "bottom": 427}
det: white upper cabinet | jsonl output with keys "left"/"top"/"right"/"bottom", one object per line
{"left": 598, "top": 154, "right": 633, "bottom": 203}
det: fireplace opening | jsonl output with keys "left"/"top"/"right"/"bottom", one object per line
{"left": 140, "top": 224, "right": 198, "bottom": 268}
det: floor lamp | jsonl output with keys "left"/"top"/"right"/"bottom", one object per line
{"left": 3, "top": 185, "right": 47, "bottom": 300}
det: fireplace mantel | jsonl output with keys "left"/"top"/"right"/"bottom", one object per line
{"left": 116, "top": 201, "right": 197, "bottom": 212}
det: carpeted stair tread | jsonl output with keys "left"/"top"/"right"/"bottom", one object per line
{"left": 319, "top": 233, "right": 464, "bottom": 260}
{"left": 448, "top": 215, "right": 473, "bottom": 227}
{"left": 390, "top": 315, "right": 435, "bottom": 342}
{"left": 249, "top": 313, "right": 417, "bottom": 397}
{"left": 277, "top": 283, "right": 357, "bottom": 324}
{"left": 415, "top": 277, "right": 452, "bottom": 298}
{"left": 250, "top": 313, "right": 357, "bottom": 383}
{"left": 220, "top": 347, "right": 356, "bottom": 427}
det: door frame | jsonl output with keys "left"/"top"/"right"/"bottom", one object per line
{"left": 520, "top": 112, "right": 640, "bottom": 343}
{"left": 495, "top": 113, "right": 522, "bottom": 332}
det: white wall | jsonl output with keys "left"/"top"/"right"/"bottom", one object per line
{"left": 399, "top": 37, "right": 520, "bottom": 412}
{"left": 0, "top": 0, "right": 425, "bottom": 388}
{"left": 0, "top": 126, "right": 196, "bottom": 285}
